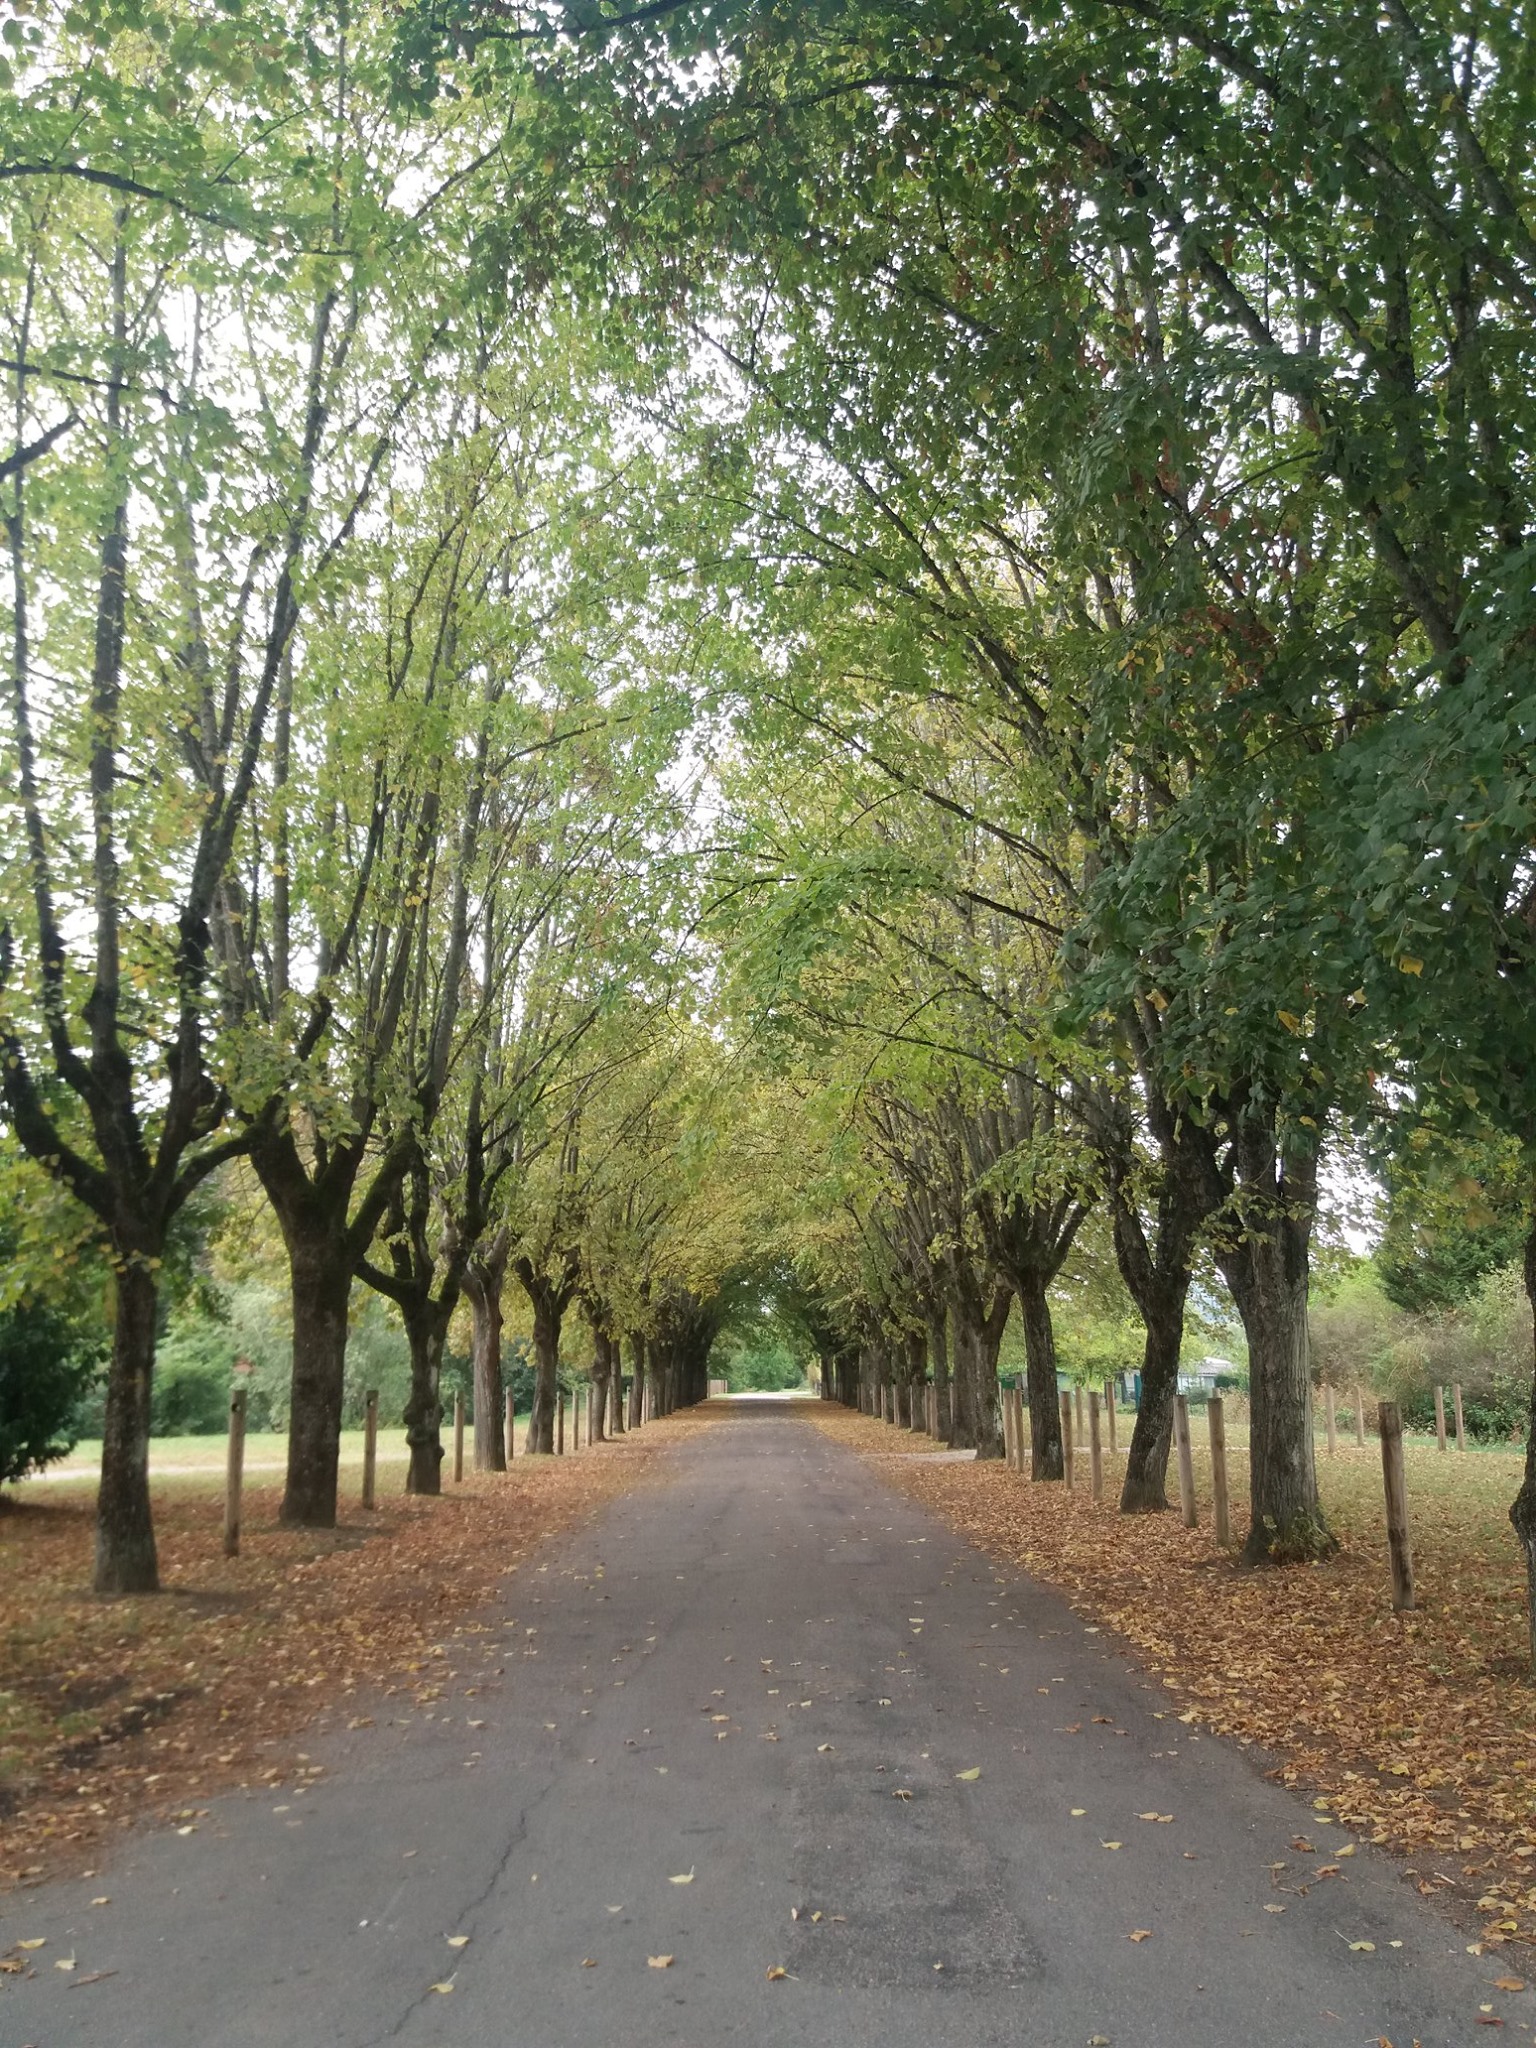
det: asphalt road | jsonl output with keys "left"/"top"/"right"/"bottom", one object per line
{"left": 1, "top": 1401, "right": 1521, "bottom": 2047}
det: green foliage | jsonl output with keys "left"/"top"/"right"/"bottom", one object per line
{"left": 0, "top": 1293, "right": 98, "bottom": 1484}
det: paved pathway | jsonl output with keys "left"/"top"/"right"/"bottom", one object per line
{"left": 0, "top": 1403, "right": 1517, "bottom": 2046}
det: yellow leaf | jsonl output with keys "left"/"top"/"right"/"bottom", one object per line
{"left": 1128, "top": 1929, "right": 1152, "bottom": 1942}
{"left": 766, "top": 1965, "right": 788, "bottom": 1980}
{"left": 1263, "top": 1904, "right": 1286, "bottom": 1914}
{"left": 430, "top": 1981, "right": 455, "bottom": 1994}
{"left": 581, "top": 1958, "right": 597, "bottom": 1968}
{"left": 1277, "top": 1010, "right": 1302, "bottom": 1033}
{"left": 1494, "top": 1978, "right": 1526, "bottom": 1992}
{"left": 1399, "top": 955, "right": 1424, "bottom": 976}
{"left": 669, "top": 1870, "right": 694, "bottom": 1885}
{"left": 16, "top": 1940, "right": 45, "bottom": 1951}
{"left": 1070, "top": 1808, "right": 1087, "bottom": 1817}
{"left": 648, "top": 1954, "right": 674, "bottom": 1969}
{"left": 817, "top": 1744, "right": 835, "bottom": 1753}
{"left": 54, "top": 1956, "right": 76, "bottom": 1971}
{"left": 1101, "top": 1841, "right": 1123, "bottom": 1850}
{"left": 955, "top": 1767, "right": 981, "bottom": 1781}
{"left": 1348, "top": 1941, "right": 1375, "bottom": 1953}
{"left": 446, "top": 1935, "right": 470, "bottom": 1948}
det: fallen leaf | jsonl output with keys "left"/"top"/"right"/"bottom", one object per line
{"left": 430, "top": 1981, "right": 455, "bottom": 1994}
{"left": 1493, "top": 1977, "right": 1526, "bottom": 1992}
{"left": 893, "top": 1788, "right": 913, "bottom": 1801}
{"left": 766, "top": 1965, "right": 788, "bottom": 1980}
{"left": 669, "top": 1870, "right": 695, "bottom": 1885}
{"left": 1101, "top": 1841, "right": 1124, "bottom": 1851}
{"left": 446, "top": 1935, "right": 470, "bottom": 1949}
{"left": 1263, "top": 1904, "right": 1286, "bottom": 1914}
{"left": 1348, "top": 1941, "right": 1376, "bottom": 1953}
{"left": 1128, "top": 1928, "right": 1153, "bottom": 1942}
{"left": 54, "top": 1955, "right": 76, "bottom": 1972}
{"left": 89, "top": 1898, "right": 110, "bottom": 1908}
{"left": 816, "top": 1744, "right": 835, "bottom": 1754}
{"left": 581, "top": 1958, "right": 597, "bottom": 1968}
{"left": 955, "top": 1767, "right": 981, "bottom": 1782}
{"left": 1070, "top": 1808, "right": 1087, "bottom": 1817}
{"left": 648, "top": 1954, "right": 674, "bottom": 1969}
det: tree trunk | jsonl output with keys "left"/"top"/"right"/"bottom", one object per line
{"left": 402, "top": 1298, "right": 450, "bottom": 1495}
{"left": 1508, "top": 1222, "right": 1536, "bottom": 1677}
{"left": 589, "top": 1328, "right": 613, "bottom": 1443}
{"left": 927, "top": 1307, "right": 950, "bottom": 1441}
{"left": 627, "top": 1334, "right": 645, "bottom": 1428}
{"left": 1019, "top": 1279, "right": 1063, "bottom": 1480}
{"left": 1119, "top": 1294, "right": 1185, "bottom": 1512}
{"left": 1217, "top": 1130, "right": 1331, "bottom": 1562}
{"left": 466, "top": 1245, "right": 508, "bottom": 1473}
{"left": 973, "top": 1288, "right": 1011, "bottom": 1461}
{"left": 95, "top": 1253, "right": 160, "bottom": 1594}
{"left": 280, "top": 1229, "right": 354, "bottom": 1529}
{"left": 527, "top": 1291, "right": 560, "bottom": 1454}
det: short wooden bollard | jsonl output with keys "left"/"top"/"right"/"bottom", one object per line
{"left": 504, "top": 1387, "right": 516, "bottom": 1463}
{"left": 361, "top": 1387, "right": 379, "bottom": 1509}
{"left": 1325, "top": 1383, "right": 1337, "bottom": 1456}
{"left": 224, "top": 1385, "right": 247, "bottom": 1558}
{"left": 1208, "top": 1395, "right": 1231, "bottom": 1547}
{"left": 1074, "top": 1384, "right": 1085, "bottom": 1439}
{"left": 1353, "top": 1385, "right": 1366, "bottom": 1448}
{"left": 1453, "top": 1382, "right": 1466, "bottom": 1453}
{"left": 1105, "top": 1381, "right": 1117, "bottom": 1456}
{"left": 1002, "top": 1384, "right": 1015, "bottom": 1466}
{"left": 1173, "top": 1394, "right": 1197, "bottom": 1528}
{"left": 557, "top": 1388, "right": 566, "bottom": 1454}
{"left": 1088, "top": 1391, "right": 1103, "bottom": 1503}
{"left": 1378, "top": 1400, "right": 1416, "bottom": 1611}
{"left": 1060, "top": 1390, "right": 1074, "bottom": 1489}
{"left": 453, "top": 1390, "right": 465, "bottom": 1483}
{"left": 1434, "top": 1383, "right": 1447, "bottom": 1451}
{"left": 1015, "top": 1385, "right": 1028, "bottom": 1471}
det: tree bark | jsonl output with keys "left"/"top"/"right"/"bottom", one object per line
{"left": 279, "top": 1225, "right": 354, "bottom": 1529}
{"left": 926, "top": 1306, "right": 950, "bottom": 1442}
{"left": 1119, "top": 1295, "right": 1184, "bottom": 1511}
{"left": 527, "top": 1288, "right": 560, "bottom": 1454}
{"left": 1018, "top": 1277, "right": 1064, "bottom": 1480}
{"left": 466, "top": 1236, "right": 509, "bottom": 1473}
{"left": 401, "top": 1297, "right": 451, "bottom": 1495}
{"left": 1216, "top": 1124, "right": 1333, "bottom": 1563}
{"left": 627, "top": 1333, "right": 646, "bottom": 1427}
{"left": 94, "top": 1253, "right": 159, "bottom": 1594}
{"left": 1508, "top": 1222, "right": 1536, "bottom": 1677}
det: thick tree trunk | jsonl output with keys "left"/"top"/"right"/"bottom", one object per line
{"left": 1019, "top": 1278, "right": 1063, "bottom": 1479}
{"left": 927, "top": 1307, "right": 950, "bottom": 1442}
{"left": 973, "top": 1288, "right": 1011, "bottom": 1461}
{"left": 527, "top": 1291, "right": 560, "bottom": 1454}
{"left": 1217, "top": 1130, "right": 1331, "bottom": 1562}
{"left": 465, "top": 1248, "right": 508, "bottom": 1474}
{"left": 402, "top": 1302, "right": 449, "bottom": 1495}
{"left": 1508, "top": 1223, "right": 1536, "bottom": 1677}
{"left": 280, "top": 1229, "right": 354, "bottom": 1529}
{"left": 628, "top": 1334, "right": 645, "bottom": 1428}
{"left": 1119, "top": 1294, "right": 1185, "bottom": 1512}
{"left": 95, "top": 1253, "right": 160, "bottom": 1594}
{"left": 589, "top": 1328, "right": 613, "bottom": 1443}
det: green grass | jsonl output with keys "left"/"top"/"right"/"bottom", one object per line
{"left": 18, "top": 1418, "right": 538, "bottom": 1491}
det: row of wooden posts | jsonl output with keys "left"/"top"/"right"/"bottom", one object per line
{"left": 223, "top": 1378, "right": 652, "bottom": 1560}
{"left": 872, "top": 1377, "right": 1430, "bottom": 1619}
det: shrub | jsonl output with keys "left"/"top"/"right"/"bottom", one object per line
{"left": 0, "top": 1297, "right": 99, "bottom": 1483}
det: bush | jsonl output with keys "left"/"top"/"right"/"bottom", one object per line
{"left": 0, "top": 1297, "right": 99, "bottom": 1483}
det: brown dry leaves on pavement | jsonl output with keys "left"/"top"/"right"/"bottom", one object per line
{"left": 811, "top": 1404, "right": 1536, "bottom": 1949}
{"left": 0, "top": 1416, "right": 704, "bottom": 1888}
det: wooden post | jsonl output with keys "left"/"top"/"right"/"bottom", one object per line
{"left": 1208, "top": 1396, "right": 1231, "bottom": 1548}
{"left": 1353, "top": 1385, "right": 1366, "bottom": 1448}
{"left": 453, "top": 1391, "right": 465, "bottom": 1483}
{"left": 1060, "top": 1390, "right": 1074, "bottom": 1489}
{"left": 573, "top": 1387, "right": 582, "bottom": 1451}
{"left": 557, "top": 1387, "right": 566, "bottom": 1454}
{"left": 361, "top": 1388, "right": 379, "bottom": 1510}
{"left": 223, "top": 1385, "right": 247, "bottom": 1558}
{"left": 1453, "top": 1382, "right": 1466, "bottom": 1453}
{"left": 1088, "top": 1391, "right": 1103, "bottom": 1503}
{"left": 1173, "top": 1394, "right": 1197, "bottom": 1529}
{"left": 1105, "top": 1381, "right": 1117, "bottom": 1456}
{"left": 1378, "top": 1400, "right": 1416, "bottom": 1612}
{"left": 1324, "top": 1383, "right": 1337, "bottom": 1457}
{"left": 1074, "top": 1384, "right": 1085, "bottom": 1438}
{"left": 1434, "top": 1383, "right": 1447, "bottom": 1452}
{"left": 504, "top": 1387, "right": 516, "bottom": 1463}
{"left": 1002, "top": 1382, "right": 1015, "bottom": 1466}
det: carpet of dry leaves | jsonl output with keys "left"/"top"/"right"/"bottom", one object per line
{"left": 811, "top": 1404, "right": 1536, "bottom": 1953}
{"left": 0, "top": 1418, "right": 702, "bottom": 1890}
